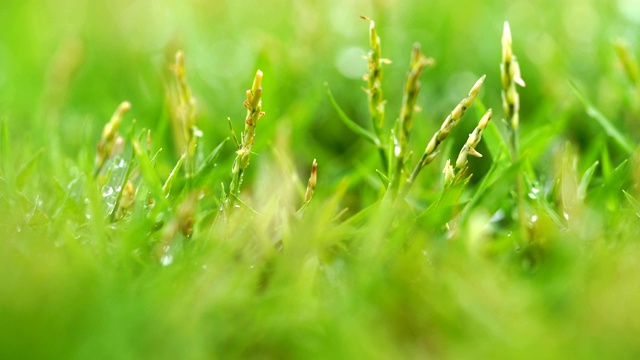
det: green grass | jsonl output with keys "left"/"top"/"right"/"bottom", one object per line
{"left": 2, "top": 0, "right": 640, "bottom": 359}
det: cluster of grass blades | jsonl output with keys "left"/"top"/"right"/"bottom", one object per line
{"left": 2, "top": 14, "right": 640, "bottom": 360}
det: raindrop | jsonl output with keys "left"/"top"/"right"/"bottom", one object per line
{"left": 115, "top": 157, "right": 126, "bottom": 169}
{"left": 531, "top": 215, "right": 538, "bottom": 223}
{"left": 85, "top": 213, "right": 92, "bottom": 220}
{"left": 394, "top": 145, "right": 401, "bottom": 156}
{"left": 102, "top": 186, "right": 114, "bottom": 197}
{"left": 490, "top": 209, "right": 505, "bottom": 223}
{"left": 563, "top": 211, "right": 570, "bottom": 221}
{"left": 160, "top": 254, "right": 174, "bottom": 266}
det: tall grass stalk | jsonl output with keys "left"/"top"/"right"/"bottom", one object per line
{"left": 228, "top": 70, "right": 265, "bottom": 208}
{"left": 361, "top": 16, "right": 390, "bottom": 172}
{"left": 501, "top": 21, "right": 527, "bottom": 243}
{"left": 388, "top": 44, "right": 432, "bottom": 197}
{"left": 94, "top": 101, "right": 130, "bottom": 176}
{"left": 170, "top": 51, "right": 199, "bottom": 182}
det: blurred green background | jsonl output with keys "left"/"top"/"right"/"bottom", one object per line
{"left": 2, "top": 0, "right": 638, "bottom": 186}
{"left": 2, "top": 0, "right": 640, "bottom": 359}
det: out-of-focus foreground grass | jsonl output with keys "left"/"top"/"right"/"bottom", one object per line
{"left": 2, "top": 0, "right": 640, "bottom": 358}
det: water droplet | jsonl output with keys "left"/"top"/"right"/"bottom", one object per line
{"left": 115, "top": 157, "right": 126, "bottom": 169}
{"left": 102, "top": 186, "right": 114, "bottom": 197}
{"left": 160, "top": 254, "right": 174, "bottom": 266}
{"left": 563, "top": 211, "right": 570, "bottom": 220}
{"left": 394, "top": 145, "right": 401, "bottom": 156}
{"left": 490, "top": 209, "right": 505, "bottom": 223}
{"left": 528, "top": 186, "right": 540, "bottom": 199}
{"left": 83, "top": 198, "right": 90, "bottom": 205}
{"left": 531, "top": 214, "right": 538, "bottom": 223}
{"left": 85, "top": 213, "right": 92, "bottom": 220}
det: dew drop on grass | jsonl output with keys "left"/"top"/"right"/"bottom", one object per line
{"left": 528, "top": 187, "right": 540, "bottom": 199}
{"left": 102, "top": 186, "right": 114, "bottom": 197}
{"left": 490, "top": 209, "right": 505, "bottom": 223}
{"left": 160, "top": 254, "right": 174, "bottom": 266}
{"left": 531, "top": 214, "right": 538, "bottom": 223}
{"left": 114, "top": 157, "right": 126, "bottom": 169}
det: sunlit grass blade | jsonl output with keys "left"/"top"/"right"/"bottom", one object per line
{"left": 622, "top": 190, "right": 640, "bottom": 217}
{"left": 577, "top": 160, "right": 599, "bottom": 201}
{"left": 162, "top": 153, "right": 186, "bottom": 197}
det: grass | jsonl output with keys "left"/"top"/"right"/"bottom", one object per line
{"left": 2, "top": 0, "right": 640, "bottom": 359}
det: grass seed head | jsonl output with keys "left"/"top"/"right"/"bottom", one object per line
{"left": 501, "top": 21, "right": 525, "bottom": 131}
{"left": 94, "top": 101, "right": 131, "bottom": 175}
{"left": 424, "top": 75, "right": 485, "bottom": 157}
{"left": 304, "top": 159, "right": 318, "bottom": 203}
{"left": 455, "top": 108, "right": 492, "bottom": 169}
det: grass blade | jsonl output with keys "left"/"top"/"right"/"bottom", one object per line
{"left": 163, "top": 153, "right": 186, "bottom": 196}
{"left": 325, "top": 83, "right": 381, "bottom": 147}
{"left": 570, "top": 81, "right": 635, "bottom": 155}
{"left": 193, "top": 137, "right": 229, "bottom": 186}
{"left": 16, "top": 148, "right": 44, "bottom": 191}
{"left": 623, "top": 190, "right": 640, "bottom": 217}
{"left": 132, "top": 136, "right": 167, "bottom": 210}
{"left": 577, "top": 160, "right": 599, "bottom": 201}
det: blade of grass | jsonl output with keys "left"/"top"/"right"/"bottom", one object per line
{"left": 577, "top": 160, "right": 599, "bottom": 201}
{"left": 623, "top": 190, "right": 640, "bottom": 217}
{"left": 325, "top": 83, "right": 381, "bottom": 147}
{"left": 570, "top": 81, "right": 635, "bottom": 155}
{"left": 132, "top": 134, "right": 167, "bottom": 211}
{"left": 16, "top": 148, "right": 44, "bottom": 191}
{"left": 163, "top": 153, "right": 186, "bottom": 197}
{"left": 193, "top": 137, "right": 229, "bottom": 187}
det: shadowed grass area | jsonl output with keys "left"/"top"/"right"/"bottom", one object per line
{"left": 2, "top": 0, "right": 640, "bottom": 359}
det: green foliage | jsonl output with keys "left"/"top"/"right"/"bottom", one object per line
{"left": 2, "top": 1, "right": 640, "bottom": 359}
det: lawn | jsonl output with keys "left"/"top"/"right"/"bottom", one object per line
{"left": 2, "top": 0, "right": 640, "bottom": 358}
